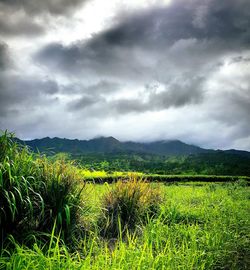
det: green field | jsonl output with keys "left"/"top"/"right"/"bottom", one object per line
{"left": 79, "top": 169, "right": 250, "bottom": 183}
{"left": 1, "top": 133, "right": 250, "bottom": 269}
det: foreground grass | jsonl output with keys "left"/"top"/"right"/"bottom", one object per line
{"left": 0, "top": 132, "right": 85, "bottom": 245}
{"left": 1, "top": 182, "right": 249, "bottom": 270}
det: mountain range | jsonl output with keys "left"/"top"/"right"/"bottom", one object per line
{"left": 20, "top": 136, "right": 250, "bottom": 158}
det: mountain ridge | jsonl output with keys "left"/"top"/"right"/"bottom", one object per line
{"left": 19, "top": 136, "right": 250, "bottom": 158}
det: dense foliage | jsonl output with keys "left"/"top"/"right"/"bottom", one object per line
{"left": 20, "top": 136, "right": 250, "bottom": 176}
{"left": 0, "top": 132, "right": 84, "bottom": 246}
{"left": 73, "top": 152, "right": 250, "bottom": 176}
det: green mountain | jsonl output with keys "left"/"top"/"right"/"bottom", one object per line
{"left": 22, "top": 136, "right": 211, "bottom": 156}
{"left": 18, "top": 136, "right": 250, "bottom": 176}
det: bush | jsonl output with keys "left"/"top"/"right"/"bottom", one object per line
{"left": 0, "top": 131, "right": 85, "bottom": 246}
{"left": 99, "top": 176, "right": 162, "bottom": 238}
{"left": 235, "top": 178, "right": 248, "bottom": 187}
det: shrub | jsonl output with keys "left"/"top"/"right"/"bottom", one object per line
{"left": 0, "top": 131, "right": 85, "bottom": 246}
{"left": 235, "top": 178, "right": 248, "bottom": 187}
{"left": 99, "top": 176, "right": 162, "bottom": 238}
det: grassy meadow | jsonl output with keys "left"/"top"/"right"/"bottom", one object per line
{"left": 0, "top": 133, "right": 249, "bottom": 269}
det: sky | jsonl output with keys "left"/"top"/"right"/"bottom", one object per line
{"left": 0, "top": 0, "right": 250, "bottom": 150}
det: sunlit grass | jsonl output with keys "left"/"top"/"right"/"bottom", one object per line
{"left": 79, "top": 170, "right": 144, "bottom": 180}
{"left": 1, "top": 183, "right": 249, "bottom": 269}
{"left": 99, "top": 177, "right": 163, "bottom": 238}
{"left": 80, "top": 169, "right": 109, "bottom": 178}
{"left": 78, "top": 168, "right": 250, "bottom": 184}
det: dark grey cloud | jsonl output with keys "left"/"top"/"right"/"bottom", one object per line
{"left": 64, "top": 80, "right": 122, "bottom": 112}
{"left": 90, "top": 0, "right": 250, "bottom": 48}
{"left": 67, "top": 76, "right": 205, "bottom": 116}
{"left": 83, "top": 80, "right": 121, "bottom": 95}
{"left": 229, "top": 55, "right": 250, "bottom": 65}
{"left": 0, "top": 16, "right": 44, "bottom": 37}
{"left": 68, "top": 95, "right": 104, "bottom": 111}
{"left": 0, "top": 0, "right": 86, "bottom": 16}
{"left": 150, "top": 76, "right": 204, "bottom": 108}
{"left": 0, "top": 0, "right": 87, "bottom": 37}
{"left": 0, "top": 43, "right": 58, "bottom": 121}
{"left": 37, "top": 0, "right": 250, "bottom": 57}
{"left": 0, "top": 42, "right": 9, "bottom": 70}
{"left": 0, "top": 74, "right": 59, "bottom": 118}
{"left": 35, "top": 0, "right": 250, "bottom": 81}
{"left": 211, "top": 78, "right": 250, "bottom": 133}
{"left": 62, "top": 80, "right": 121, "bottom": 95}
{"left": 35, "top": 41, "right": 152, "bottom": 82}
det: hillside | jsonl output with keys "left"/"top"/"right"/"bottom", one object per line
{"left": 18, "top": 136, "right": 250, "bottom": 176}
{"left": 22, "top": 136, "right": 212, "bottom": 156}
{"left": 21, "top": 136, "right": 250, "bottom": 158}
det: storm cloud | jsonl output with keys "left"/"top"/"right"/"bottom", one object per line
{"left": 0, "top": 74, "right": 59, "bottom": 117}
{"left": 0, "top": 0, "right": 87, "bottom": 37}
{"left": 0, "top": 42, "right": 9, "bottom": 69}
{"left": 0, "top": 0, "right": 87, "bottom": 15}
{"left": 0, "top": 15, "right": 45, "bottom": 37}
{"left": 36, "top": 0, "right": 250, "bottom": 68}
{"left": 1, "top": 0, "right": 250, "bottom": 150}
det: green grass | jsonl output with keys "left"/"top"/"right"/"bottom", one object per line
{"left": 1, "top": 183, "right": 249, "bottom": 269}
{"left": 80, "top": 169, "right": 250, "bottom": 183}
{"left": 0, "top": 131, "right": 86, "bottom": 246}
{"left": 0, "top": 132, "right": 250, "bottom": 269}
{"left": 98, "top": 177, "right": 162, "bottom": 238}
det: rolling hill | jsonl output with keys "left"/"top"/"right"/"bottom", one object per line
{"left": 21, "top": 136, "right": 212, "bottom": 156}
{"left": 17, "top": 136, "right": 250, "bottom": 176}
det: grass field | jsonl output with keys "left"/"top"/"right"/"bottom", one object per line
{"left": 80, "top": 169, "right": 250, "bottom": 184}
{"left": 1, "top": 182, "right": 249, "bottom": 269}
{"left": 0, "top": 133, "right": 249, "bottom": 269}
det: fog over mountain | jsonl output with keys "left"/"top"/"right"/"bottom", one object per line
{"left": 21, "top": 136, "right": 250, "bottom": 159}
{"left": 22, "top": 136, "right": 208, "bottom": 156}
{"left": 0, "top": 0, "right": 250, "bottom": 150}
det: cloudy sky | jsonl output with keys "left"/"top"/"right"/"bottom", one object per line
{"left": 0, "top": 0, "right": 250, "bottom": 150}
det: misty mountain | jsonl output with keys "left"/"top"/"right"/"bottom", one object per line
{"left": 20, "top": 136, "right": 250, "bottom": 158}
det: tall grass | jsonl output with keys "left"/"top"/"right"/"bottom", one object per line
{"left": 1, "top": 182, "right": 249, "bottom": 269}
{"left": 99, "top": 177, "right": 163, "bottom": 238}
{"left": 0, "top": 131, "right": 85, "bottom": 246}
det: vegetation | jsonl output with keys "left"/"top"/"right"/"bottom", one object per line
{"left": 0, "top": 132, "right": 85, "bottom": 246}
{"left": 80, "top": 171, "right": 250, "bottom": 184}
{"left": 74, "top": 152, "right": 250, "bottom": 176}
{"left": 20, "top": 136, "right": 250, "bottom": 176}
{"left": 1, "top": 132, "right": 250, "bottom": 269}
{"left": 99, "top": 177, "right": 162, "bottom": 238}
